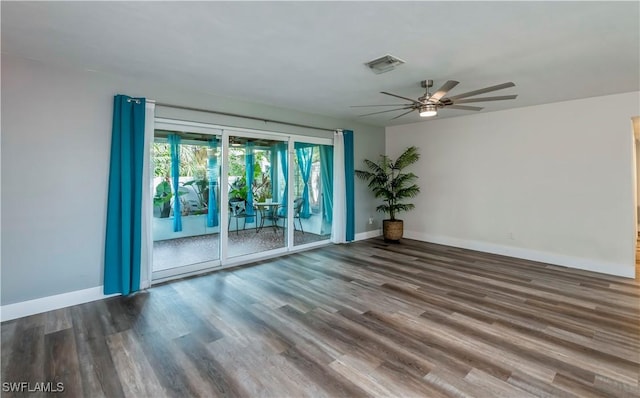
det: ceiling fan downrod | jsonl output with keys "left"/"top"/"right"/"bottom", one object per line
{"left": 420, "top": 79, "right": 433, "bottom": 101}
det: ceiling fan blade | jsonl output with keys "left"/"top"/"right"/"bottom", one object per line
{"left": 380, "top": 91, "right": 421, "bottom": 104}
{"left": 430, "top": 80, "right": 459, "bottom": 102}
{"left": 447, "top": 105, "right": 484, "bottom": 111}
{"left": 453, "top": 95, "right": 518, "bottom": 104}
{"left": 448, "top": 82, "right": 515, "bottom": 101}
{"left": 358, "top": 106, "right": 414, "bottom": 117}
{"left": 350, "top": 104, "right": 412, "bottom": 108}
{"left": 390, "top": 109, "right": 416, "bottom": 120}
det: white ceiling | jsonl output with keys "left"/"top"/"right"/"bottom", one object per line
{"left": 2, "top": 1, "right": 639, "bottom": 127}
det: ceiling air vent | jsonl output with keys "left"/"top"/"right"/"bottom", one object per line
{"left": 364, "top": 54, "right": 405, "bottom": 74}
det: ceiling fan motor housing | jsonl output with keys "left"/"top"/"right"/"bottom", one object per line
{"left": 421, "top": 80, "right": 434, "bottom": 88}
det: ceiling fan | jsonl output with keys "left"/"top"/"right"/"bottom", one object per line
{"left": 352, "top": 80, "right": 517, "bottom": 120}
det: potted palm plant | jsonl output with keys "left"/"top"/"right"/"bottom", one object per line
{"left": 355, "top": 146, "right": 420, "bottom": 241}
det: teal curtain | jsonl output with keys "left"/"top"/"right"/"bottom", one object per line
{"left": 278, "top": 143, "right": 288, "bottom": 216}
{"left": 245, "top": 142, "right": 255, "bottom": 222}
{"left": 270, "top": 145, "right": 278, "bottom": 201}
{"left": 344, "top": 130, "right": 355, "bottom": 241}
{"left": 168, "top": 134, "right": 182, "bottom": 232}
{"left": 104, "top": 95, "right": 145, "bottom": 295}
{"left": 295, "top": 146, "right": 313, "bottom": 218}
{"left": 207, "top": 138, "right": 219, "bottom": 227}
{"left": 319, "top": 145, "right": 333, "bottom": 223}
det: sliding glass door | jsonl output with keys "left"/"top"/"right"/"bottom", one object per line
{"left": 151, "top": 128, "right": 221, "bottom": 279}
{"left": 149, "top": 119, "right": 333, "bottom": 281}
{"left": 226, "top": 135, "right": 288, "bottom": 258}
{"left": 292, "top": 143, "right": 333, "bottom": 246}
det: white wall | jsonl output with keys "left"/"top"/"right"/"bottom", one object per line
{"left": 1, "top": 55, "right": 385, "bottom": 306}
{"left": 635, "top": 118, "right": 640, "bottom": 227}
{"left": 636, "top": 140, "right": 640, "bottom": 227}
{"left": 386, "top": 92, "right": 640, "bottom": 277}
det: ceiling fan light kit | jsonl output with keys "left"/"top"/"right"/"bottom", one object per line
{"left": 353, "top": 79, "right": 517, "bottom": 120}
{"left": 419, "top": 104, "right": 437, "bottom": 117}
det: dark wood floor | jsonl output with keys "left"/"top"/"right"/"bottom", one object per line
{"left": 2, "top": 238, "right": 639, "bottom": 397}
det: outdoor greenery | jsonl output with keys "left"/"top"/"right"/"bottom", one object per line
{"left": 154, "top": 142, "right": 274, "bottom": 215}
{"left": 152, "top": 138, "right": 330, "bottom": 227}
{"left": 228, "top": 161, "right": 272, "bottom": 202}
{"left": 355, "top": 146, "right": 421, "bottom": 221}
{"left": 153, "top": 143, "right": 209, "bottom": 178}
{"left": 153, "top": 179, "right": 173, "bottom": 218}
{"left": 182, "top": 179, "right": 209, "bottom": 215}
{"left": 154, "top": 142, "right": 211, "bottom": 216}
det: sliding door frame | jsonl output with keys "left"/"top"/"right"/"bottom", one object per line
{"left": 146, "top": 118, "right": 333, "bottom": 285}
{"left": 150, "top": 119, "right": 224, "bottom": 282}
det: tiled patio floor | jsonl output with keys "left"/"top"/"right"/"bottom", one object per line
{"left": 153, "top": 228, "right": 328, "bottom": 271}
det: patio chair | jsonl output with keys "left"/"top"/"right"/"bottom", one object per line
{"left": 278, "top": 198, "right": 305, "bottom": 235}
{"left": 228, "top": 198, "right": 255, "bottom": 235}
{"left": 293, "top": 197, "right": 304, "bottom": 234}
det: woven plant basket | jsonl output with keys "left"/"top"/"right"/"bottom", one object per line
{"left": 383, "top": 220, "right": 403, "bottom": 242}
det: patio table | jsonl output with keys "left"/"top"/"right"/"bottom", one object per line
{"left": 255, "top": 202, "right": 281, "bottom": 233}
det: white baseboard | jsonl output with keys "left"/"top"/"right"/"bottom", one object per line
{"left": 355, "top": 229, "right": 382, "bottom": 241}
{"left": 1, "top": 286, "right": 120, "bottom": 322}
{"left": 404, "top": 231, "right": 635, "bottom": 278}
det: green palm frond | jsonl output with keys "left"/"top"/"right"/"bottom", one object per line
{"left": 390, "top": 173, "right": 417, "bottom": 190}
{"left": 392, "top": 146, "right": 420, "bottom": 170}
{"left": 395, "top": 185, "right": 420, "bottom": 198}
{"left": 376, "top": 204, "right": 391, "bottom": 214}
{"left": 355, "top": 169, "right": 374, "bottom": 181}
{"left": 392, "top": 203, "right": 415, "bottom": 213}
{"left": 390, "top": 173, "right": 418, "bottom": 191}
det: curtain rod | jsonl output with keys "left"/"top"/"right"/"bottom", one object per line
{"left": 152, "top": 101, "right": 337, "bottom": 133}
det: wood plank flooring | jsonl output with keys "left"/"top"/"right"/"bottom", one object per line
{"left": 2, "top": 238, "right": 639, "bottom": 397}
